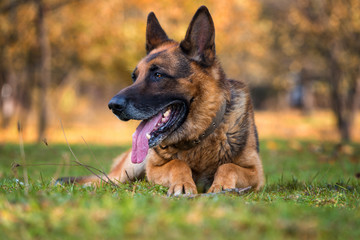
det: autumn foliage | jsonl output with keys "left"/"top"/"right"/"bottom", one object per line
{"left": 0, "top": 0, "right": 359, "bottom": 143}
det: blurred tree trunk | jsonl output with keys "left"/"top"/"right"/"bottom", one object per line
{"left": 36, "top": 0, "right": 51, "bottom": 142}
{"left": 17, "top": 48, "right": 37, "bottom": 128}
{"left": 329, "top": 57, "right": 360, "bottom": 142}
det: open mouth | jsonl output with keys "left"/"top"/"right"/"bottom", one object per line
{"left": 131, "top": 102, "right": 187, "bottom": 164}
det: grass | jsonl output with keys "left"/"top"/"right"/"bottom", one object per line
{"left": 0, "top": 139, "right": 360, "bottom": 239}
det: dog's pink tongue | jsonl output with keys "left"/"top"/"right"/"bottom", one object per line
{"left": 131, "top": 112, "right": 162, "bottom": 164}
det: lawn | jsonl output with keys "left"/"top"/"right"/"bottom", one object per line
{"left": 0, "top": 140, "right": 360, "bottom": 239}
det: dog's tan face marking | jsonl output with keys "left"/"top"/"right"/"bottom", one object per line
{"left": 133, "top": 43, "right": 188, "bottom": 84}
{"left": 132, "top": 44, "right": 172, "bottom": 84}
{"left": 130, "top": 42, "right": 195, "bottom": 102}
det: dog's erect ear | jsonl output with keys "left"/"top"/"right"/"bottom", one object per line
{"left": 180, "top": 6, "right": 215, "bottom": 66}
{"left": 146, "top": 12, "right": 169, "bottom": 54}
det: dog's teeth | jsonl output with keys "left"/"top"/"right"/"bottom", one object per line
{"left": 164, "top": 109, "right": 171, "bottom": 117}
{"left": 162, "top": 117, "right": 167, "bottom": 122}
{"left": 146, "top": 133, "right": 151, "bottom": 140}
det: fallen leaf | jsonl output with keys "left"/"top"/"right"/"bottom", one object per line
{"left": 266, "top": 141, "right": 278, "bottom": 151}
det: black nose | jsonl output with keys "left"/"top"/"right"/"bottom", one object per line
{"left": 108, "top": 95, "right": 127, "bottom": 111}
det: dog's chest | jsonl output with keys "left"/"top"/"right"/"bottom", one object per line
{"left": 175, "top": 133, "right": 237, "bottom": 174}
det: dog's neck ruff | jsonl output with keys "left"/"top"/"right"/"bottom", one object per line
{"left": 166, "top": 101, "right": 227, "bottom": 150}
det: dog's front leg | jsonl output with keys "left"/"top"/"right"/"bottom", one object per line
{"left": 147, "top": 158, "right": 197, "bottom": 196}
{"left": 107, "top": 150, "right": 146, "bottom": 183}
{"left": 207, "top": 163, "right": 264, "bottom": 193}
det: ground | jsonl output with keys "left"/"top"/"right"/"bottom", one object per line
{"left": 0, "top": 139, "right": 359, "bottom": 239}
{"left": 1, "top": 110, "right": 360, "bottom": 239}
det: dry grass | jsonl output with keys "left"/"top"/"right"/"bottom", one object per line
{"left": 256, "top": 110, "right": 360, "bottom": 142}
{"left": 1, "top": 109, "right": 360, "bottom": 144}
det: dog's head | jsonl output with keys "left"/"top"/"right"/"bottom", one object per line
{"left": 108, "top": 6, "right": 228, "bottom": 163}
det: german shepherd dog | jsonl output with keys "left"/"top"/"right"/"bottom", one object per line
{"left": 60, "top": 6, "right": 264, "bottom": 195}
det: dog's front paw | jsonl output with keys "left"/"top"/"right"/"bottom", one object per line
{"left": 167, "top": 182, "right": 198, "bottom": 196}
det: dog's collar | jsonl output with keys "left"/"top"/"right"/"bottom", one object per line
{"left": 167, "top": 101, "right": 227, "bottom": 150}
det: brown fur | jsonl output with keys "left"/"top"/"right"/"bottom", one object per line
{"left": 58, "top": 6, "right": 264, "bottom": 195}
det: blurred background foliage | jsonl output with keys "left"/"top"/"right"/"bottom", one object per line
{"left": 0, "top": 0, "right": 359, "bottom": 143}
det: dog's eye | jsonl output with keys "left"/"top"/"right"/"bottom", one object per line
{"left": 131, "top": 72, "right": 137, "bottom": 82}
{"left": 154, "top": 72, "right": 163, "bottom": 79}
